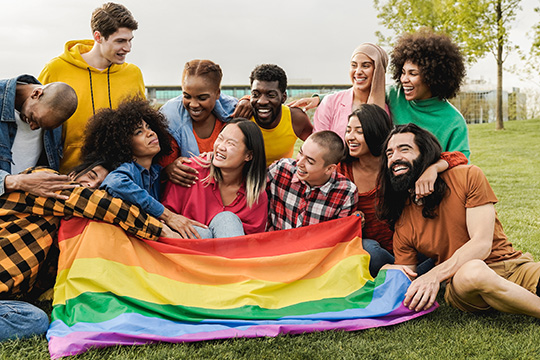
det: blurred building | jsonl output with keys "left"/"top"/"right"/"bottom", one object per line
{"left": 146, "top": 84, "right": 350, "bottom": 106}
{"left": 451, "top": 80, "right": 527, "bottom": 124}
{"left": 146, "top": 82, "right": 527, "bottom": 124}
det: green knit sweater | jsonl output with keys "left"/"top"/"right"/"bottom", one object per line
{"left": 386, "top": 85, "right": 470, "bottom": 160}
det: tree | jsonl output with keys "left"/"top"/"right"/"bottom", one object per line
{"left": 515, "top": 7, "right": 540, "bottom": 87}
{"left": 374, "top": 0, "right": 521, "bottom": 129}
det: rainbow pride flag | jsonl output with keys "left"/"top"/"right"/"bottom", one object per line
{"left": 47, "top": 215, "right": 436, "bottom": 358}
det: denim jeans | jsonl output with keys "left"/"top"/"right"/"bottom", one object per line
{"left": 362, "top": 239, "right": 435, "bottom": 277}
{"left": 194, "top": 211, "right": 246, "bottom": 239}
{"left": 0, "top": 301, "right": 49, "bottom": 341}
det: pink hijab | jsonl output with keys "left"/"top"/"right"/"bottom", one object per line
{"left": 350, "top": 43, "right": 388, "bottom": 109}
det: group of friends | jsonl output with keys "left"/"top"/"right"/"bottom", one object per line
{"left": 1, "top": 2, "right": 539, "bottom": 344}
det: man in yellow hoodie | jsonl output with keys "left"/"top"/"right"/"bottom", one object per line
{"left": 39, "top": 2, "right": 145, "bottom": 173}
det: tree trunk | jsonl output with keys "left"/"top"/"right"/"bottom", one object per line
{"left": 496, "top": 0, "right": 505, "bottom": 130}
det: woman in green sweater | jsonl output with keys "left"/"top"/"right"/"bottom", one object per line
{"left": 386, "top": 28, "right": 470, "bottom": 160}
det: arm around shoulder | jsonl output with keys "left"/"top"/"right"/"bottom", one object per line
{"left": 290, "top": 107, "right": 313, "bottom": 141}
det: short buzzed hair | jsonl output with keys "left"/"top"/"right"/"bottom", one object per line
{"left": 91, "top": 2, "right": 138, "bottom": 39}
{"left": 249, "top": 64, "right": 288, "bottom": 93}
{"left": 308, "top": 131, "right": 346, "bottom": 166}
{"left": 41, "top": 83, "right": 78, "bottom": 126}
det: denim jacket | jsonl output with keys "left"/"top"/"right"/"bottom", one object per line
{"left": 0, "top": 75, "right": 63, "bottom": 194}
{"left": 100, "top": 161, "right": 164, "bottom": 217}
{"left": 159, "top": 93, "right": 237, "bottom": 158}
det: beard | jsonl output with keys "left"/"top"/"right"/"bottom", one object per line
{"left": 388, "top": 158, "right": 423, "bottom": 193}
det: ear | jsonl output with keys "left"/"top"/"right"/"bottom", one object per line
{"left": 324, "top": 163, "right": 337, "bottom": 175}
{"left": 281, "top": 91, "right": 287, "bottom": 104}
{"left": 30, "top": 87, "right": 45, "bottom": 100}
{"left": 93, "top": 30, "right": 103, "bottom": 43}
{"left": 245, "top": 150, "right": 253, "bottom": 162}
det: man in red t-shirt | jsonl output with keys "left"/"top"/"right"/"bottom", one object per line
{"left": 377, "top": 123, "right": 540, "bottom": 318}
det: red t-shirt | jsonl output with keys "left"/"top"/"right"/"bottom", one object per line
{"left": 161, "top": 161, "right": 268, "bottom": 235}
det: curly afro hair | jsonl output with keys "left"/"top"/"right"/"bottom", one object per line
{"left": 81, "top": 98, "right": 172, "bottom": 169}
{"left": 390, "top": 28, "right": 466, "bottom": 100}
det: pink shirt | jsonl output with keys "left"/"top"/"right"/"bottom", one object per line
{"left": 161, "top": 162, "right": 268, "bottom": 235}
{"left": 313, "top": 88, "right": 390, "bottom": 140}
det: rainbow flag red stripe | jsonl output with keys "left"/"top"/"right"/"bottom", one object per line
{"left": 47, "top": 216, "right": 436, "bottom": 358}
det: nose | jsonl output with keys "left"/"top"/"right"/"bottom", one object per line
{"left": 296, "top": 153, "right": 305, "bottom": 167}
{"left": 214, "top": 138, "right": 225, "bottom": 151}
{"left": 258, "top": 94, "right": 269, "bottom": 105}
{"left": 189, "top": 98, "right": 200, "bottom": 107}
{"left": 388, "top": 150, "right": 403, "bottom": 165}
{"left": 400, "top": 72, "right": 409, "bottom": 84}
{"left": 124, "top": 40, "right": 132, "bottom": 53}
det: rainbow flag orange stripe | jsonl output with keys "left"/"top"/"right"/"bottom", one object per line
{"left": 47, "top": 216, "right": 436, "bottom": 359}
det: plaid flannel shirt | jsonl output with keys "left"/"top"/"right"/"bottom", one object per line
{"left": 0, "top": 168, "right": 162, "bottom": 297}
{"left": 266, "top": 158, "right": 358, "bottom": 231}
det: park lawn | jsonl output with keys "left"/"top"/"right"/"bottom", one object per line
{"left": 2, "top": 119, "right": 540, "bottom": 360}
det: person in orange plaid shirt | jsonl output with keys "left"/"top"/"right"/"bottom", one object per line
{"left": 0, "top": 163, "right": 173, "bottom": 341}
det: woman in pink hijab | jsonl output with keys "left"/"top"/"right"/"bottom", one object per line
{"left": 312, "top": 43, "right": 388, "bottom": 140}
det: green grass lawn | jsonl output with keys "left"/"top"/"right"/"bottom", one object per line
{"left": 2, "top": 120, "right": 540, "bottom": 360}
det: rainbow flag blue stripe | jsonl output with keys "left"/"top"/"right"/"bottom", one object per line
{"left": 47, "top": 216, "right": 437, "bottom": 358}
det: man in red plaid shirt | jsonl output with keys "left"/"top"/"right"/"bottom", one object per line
{"left": 267, "top": 131, "right": 358, "bottom": 230}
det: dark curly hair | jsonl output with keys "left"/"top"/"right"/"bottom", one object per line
{"left": 249, "top": 64, "right": 287, "bottom": 93}
{"left": 81, "top": 98, "right": 172, "bottom": 169}
{"left": 390, "top": 28, "right": 466, "bottom": 100}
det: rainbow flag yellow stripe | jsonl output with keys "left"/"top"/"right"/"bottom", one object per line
{"left": 47, "top": 216, "right": 437, "bottom": 359}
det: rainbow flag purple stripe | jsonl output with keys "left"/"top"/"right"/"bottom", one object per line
{"left": 47, "top": 216, "right": 437, "bottom": 358}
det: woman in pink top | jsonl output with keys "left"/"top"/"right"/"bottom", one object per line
{"left": 313, "top": 43, "right": 388, "bottom": 140}
{"left": 161, "top": 119, "right": 267, "bottom": 238}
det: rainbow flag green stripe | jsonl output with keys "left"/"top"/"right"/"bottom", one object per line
{"left": 47, "top": 216, "right": 437, "bottom": 359}
{"left": 52, "top": 272, "right": 385, "bottom": 326}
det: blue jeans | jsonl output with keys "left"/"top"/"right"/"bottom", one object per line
{"left": 0, "top": 301, "right": 49, "bottom": 341}
{"left": 194, "top": 211, "right": 245, "bottom": 239}
{"left": 362, "top": 239, "right": 435, "bottom": 277}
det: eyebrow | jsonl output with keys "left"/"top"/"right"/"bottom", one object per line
{"left": 387, "top": 143, "right": 412, "bottom": 152}
{"left": 300, "top": 149, "right": 316, "bottom": 163}
{"left": 224, "top": 136, "right": 238, "bottom": 143}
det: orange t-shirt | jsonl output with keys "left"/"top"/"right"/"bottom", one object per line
{"left": 194, "top": 120, "right": 225, "bottom": 154}
{"left": 393, "top": 165, "right": 521, "bottom": 266}
{"left": 157, "top": 135, "right": 181, "bottom": 169}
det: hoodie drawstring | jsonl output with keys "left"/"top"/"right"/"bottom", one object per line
{"left": 87, "top": 66, "right": 113, "bottom": 115}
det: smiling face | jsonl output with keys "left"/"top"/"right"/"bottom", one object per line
{"left": 345, "top": 115, "right": 370, "bottom": 158}
{"left": 71, "top": 165, "right": 110, "bottom": 189}
{"left": 97, "top": 27, "right": 133, "bottom": 65}
{"left": 349, "top": 53, "right": 374, "bottom": 94}
{"left": 295, "top": 137, "right": 336, "bottom": 187}
{"left": 182, "top": 74, "right": 220, "bottom": 123}
{"left": 400, "top": 60, "right": 432, "bottom": 101}
{"left": 385, "top": 132, "right": 422, "bottom": 191}
{"left": 212, "top": 123, "right": 252, "bottom": 171}
{"left": 250, "top": 80, "right": 286, "bottom": 129}
{"left": 131, "top": 120, "right": 161, "bottom": 163}
{"left": 19, "top": 85, "right": 60, "bottom": 130}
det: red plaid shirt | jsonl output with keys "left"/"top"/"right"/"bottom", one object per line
{"left": 267, "top": 158, "right": 358, "bottom": 231}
